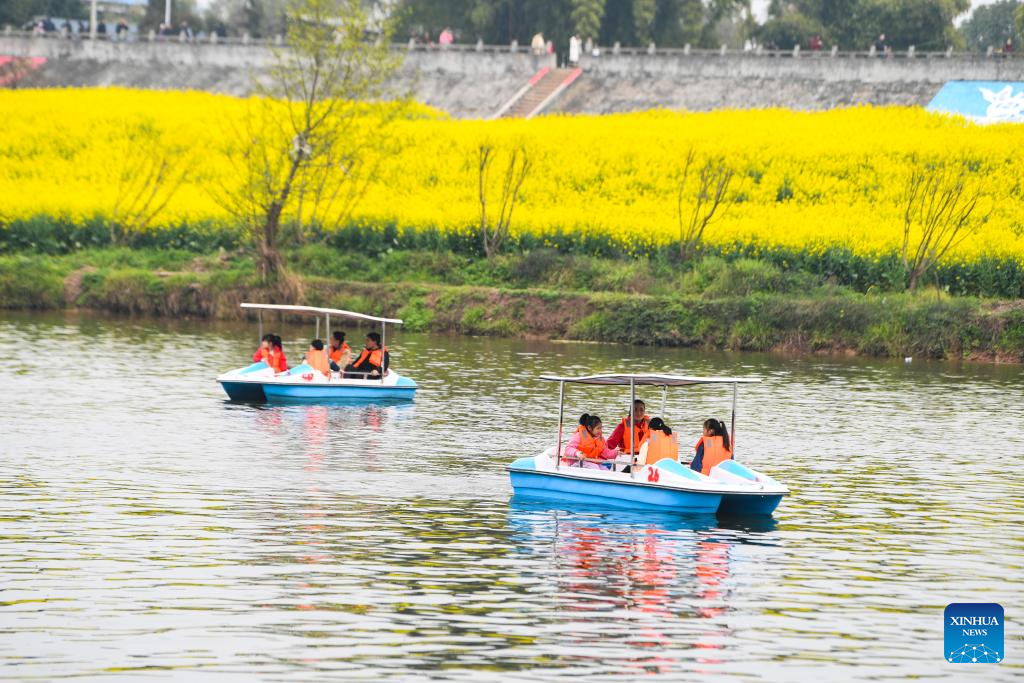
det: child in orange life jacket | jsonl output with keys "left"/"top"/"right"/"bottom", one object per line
{"left": 641, "top": 417, "right": 679, "bottom": 465}
{"left": 253, "top": 333, "right": 288, "bottom": 373}
{"left": 270, "top": 334, "right": 288, "bottom": 373}
{"left": 304, "top": 339, "right": 331, "bottom": 377}
{"left": 328, "top": 331, "right": 351, "bottom": 372}
{"left": 562, "top": 414, "right": 619, "bottom": 469}
{"left": 690, "top": 418, "right": 732, "bottom": 475}
{"left": 252, "top": 333, "right": 273, "bottom": 363}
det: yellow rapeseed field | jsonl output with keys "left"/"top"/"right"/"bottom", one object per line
{"left": 2, "top": 88, "right": 1023, "bottom": 265}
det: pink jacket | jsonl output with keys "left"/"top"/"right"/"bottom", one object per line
{"left": 562, "top": 430, "right": 618, "bottom": 461}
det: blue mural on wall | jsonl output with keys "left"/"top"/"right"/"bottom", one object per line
{"left": 927, "top": 81, "right": 1024, "bottom": 124}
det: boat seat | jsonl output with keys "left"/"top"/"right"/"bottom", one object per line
{"left": 240, "top": 361, "right": 270, "bottom": 375}
{"left": 709, "top": 459, "right": 760, "bottom": 484}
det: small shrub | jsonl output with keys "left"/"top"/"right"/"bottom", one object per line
{"left": 727, "top": 318, "right": 776, "bottom": 351}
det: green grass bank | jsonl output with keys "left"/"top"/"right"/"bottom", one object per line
{"left": 3, "top": 216, "right": 1024, "bottom": 299}
{"left": 1, "top": 246, "right": 1022, "bottom": 363}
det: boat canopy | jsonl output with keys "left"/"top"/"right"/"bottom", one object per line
{"left": 240, "top": 303, "right": 402, "bottom": 325}
{"left": 539, "top": 373, "right": 760, "bottom": 386}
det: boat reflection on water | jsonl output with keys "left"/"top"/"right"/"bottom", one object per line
{"left": 244, "top": 400, "right": 413, "bottom": 443}
{"left": 506, "top": 498, "right": 777, "bottom": 675}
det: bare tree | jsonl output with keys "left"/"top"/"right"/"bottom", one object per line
{"left": 478, "top": 144, "right": 531, "bottom": 259}
{"left": 901, "top": 160, "right": 989, "bottom": 291}
{"left": 111, "top": 122, "right": 191, "bottom": 245}
{"left": 677, "top": 149, "right": 734, "bottom": 261}
{"left": 213, "top": 0, "right": 404, "bottom": 284}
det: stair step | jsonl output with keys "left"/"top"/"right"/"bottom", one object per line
{"left": 498, "top": 67, "right": 580, "bottom": 118}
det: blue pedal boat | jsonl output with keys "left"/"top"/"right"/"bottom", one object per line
{"left": 217, "top": 303, "right": 417, "bottom": 403}
{"left": 507, "top": 373, "right": 789, "bottom": 516}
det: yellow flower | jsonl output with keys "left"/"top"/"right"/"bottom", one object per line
{"left": 0, "top": 89, "right": 1020, "bottom": 267}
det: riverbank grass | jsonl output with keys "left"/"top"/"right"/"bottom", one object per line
{"left": 1, "top": 247, "right": 1021, "bottom": 362}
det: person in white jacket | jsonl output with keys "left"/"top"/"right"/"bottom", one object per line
{"left": 568, "top": 34, "right": 582, "bottom": 65}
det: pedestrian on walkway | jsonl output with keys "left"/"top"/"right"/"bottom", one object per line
{"left": 569, "top": 33, "right": 582, "bottom": 66}
{"left": 531, "top": 32, "right": 545, "bottom": 56}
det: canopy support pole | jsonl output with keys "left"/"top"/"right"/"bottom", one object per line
{"left": 315, "top": 317, "right": 320, "bottom": 340}
{"left": 555, "top": 380, "right": 565, "bottom": 470}
{"left": 326, "top": 314, "right": 330, "bottom": 344}
{"left": 257, "top": 310, "right": 263, "bottom": 344}
{"left": 731, "top": 382, "right": 737, "bottom": 456}
{"left": 661, "top": 385, "right": 667, "bottom": 416}
{"left": 630, "top": 377, "right": 637, "bottom": 479}
{"left": 381, "top": 322, "right": 387, "bottom": 382}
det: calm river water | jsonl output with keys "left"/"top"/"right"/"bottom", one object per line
{"left": 1, "top": 311, "right": 1022, "bottom": 681}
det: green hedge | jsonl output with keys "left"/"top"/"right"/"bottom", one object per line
{"left": 2, "top": 215, "right": 1022, "bottom": 298}
{"left": 0, "top": 215, "right": 242, "bottom": 254}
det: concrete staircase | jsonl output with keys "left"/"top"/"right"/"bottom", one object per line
{"left": 494, "top": 67, "right": 582, "bottom": 119}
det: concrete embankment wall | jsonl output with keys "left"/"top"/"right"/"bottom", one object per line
{"left": 557, "top": 51, "right": 1024, "bottom": 113}
{"left": 0, "top": 36, "right": 552, "bottom": 118}
{"left": 5, "top": 35, "right": 1024, "bottom": 116}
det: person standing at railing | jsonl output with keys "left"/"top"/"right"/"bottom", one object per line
{"left": 568, "top": 33, "right": 581, "bottom": 66}
{"left": 873, "top": 33, "right": 886, "bottom": 56}
{"left": 531, "top": 32, "right": 545, "bottom": 56}
{"left": 439, "top": 27, "right": 453, "bottom": 48}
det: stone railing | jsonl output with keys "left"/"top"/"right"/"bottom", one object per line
{"left": 4, "top": 27, "right": 1024, "bottom": 61}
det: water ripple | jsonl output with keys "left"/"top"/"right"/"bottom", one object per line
{"left": 1, "top": 312, "right": 1022, "bottom": 681}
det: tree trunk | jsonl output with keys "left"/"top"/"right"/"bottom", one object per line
{"left": 260, "top": 203, "right": 286, "bottom": 283}
{"left": 907, "top": 267, "right": 921, "bottom": 292}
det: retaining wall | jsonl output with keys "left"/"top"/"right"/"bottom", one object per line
{"left": 555, "top": 51, "right": 1024, "bottom": 113}
{"left": 5, "top": 35, "right": 1024, "bottom": 116}
{"left": 0, "top": 36, "right": 552, "bottom": 118}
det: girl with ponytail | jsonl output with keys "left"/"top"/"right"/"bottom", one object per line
{"left": 690, "top": 418, "right": 733, "bottom": 475}
{"left": 562, "top": 413, "right": 618, "bottom": 469}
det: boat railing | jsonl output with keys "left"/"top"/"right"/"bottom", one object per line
{"left": 269, "top": 368, "right": 390, "bottom": 382}
{"left": 560, "top": 454, "right": 638, "bottom": 469}
{"left": 330, "top": 370, "right": 389, "bottom": 382}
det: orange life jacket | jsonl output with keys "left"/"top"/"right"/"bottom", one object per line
{"left": 329, "top": 342, "right": 350, "bottom": 364}
{"left": 575, "top": 425, "right": 607, "bottom": 460}
{"left": 305, "top": 349, "right": 330, "bottom": 377}
{"left": 644, "top": 430, "right": 679, "bottom": 465}
{"left": 619, "top": 416, "right": 651, "bottom": 455}
{"left": 268, "top": 348, "right": 287, "bottom": 373}
{"left": 695, "top": 435, "right": 732, "bottom": 476}
{"left": 353, "top": 345, "right": 387, "bottom": 370}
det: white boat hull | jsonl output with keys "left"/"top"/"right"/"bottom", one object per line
{"left": 507, "top": 448, "right": 788, "bottom": 516}
{"left": 217, "top": 362, "right": 417, "bottom": 402}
